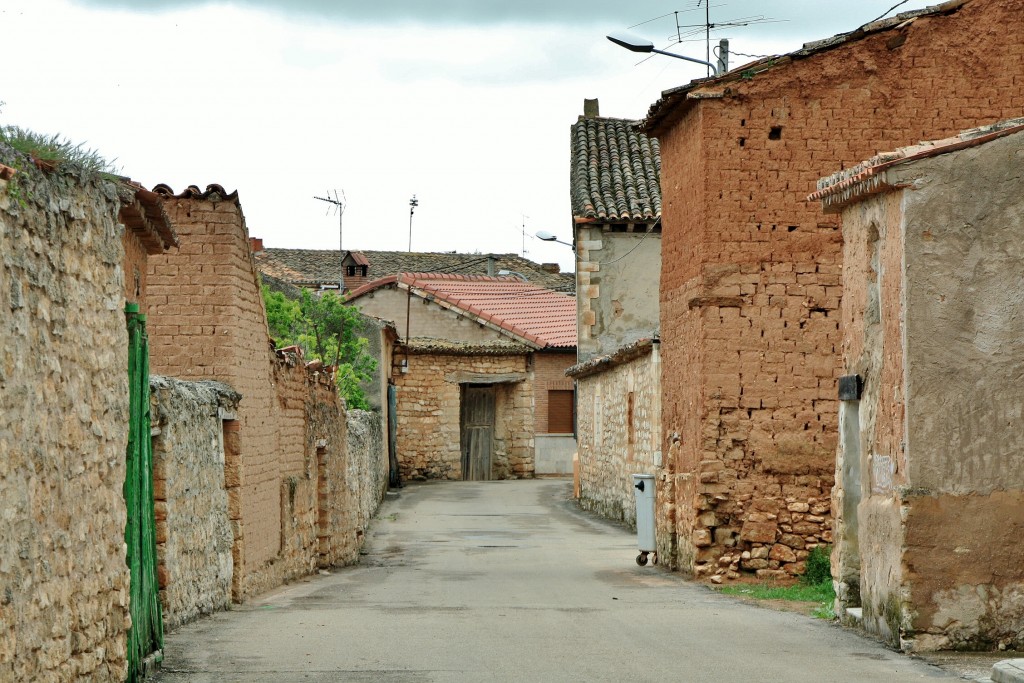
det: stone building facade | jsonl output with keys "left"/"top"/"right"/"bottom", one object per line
{"left": 570, "top": 340, "right": 662, "bottom": 527}
{"left": 347, "top": 273, "right": 576, "bottom": 479}
{"left": 394, "top": 343, "right": 535, "bottom": 481}
{"left": 0, "top": 153, "right": 171, "bottom": 680}
{"left": 644, "top": 0, "right": 1024, "bottom": 579}
{"left": 813, "top": 119, "right": 1024, "bottom": 650}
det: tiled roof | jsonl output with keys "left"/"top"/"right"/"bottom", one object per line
{"left": 566, "top": 336, "right": 658, "bottom": 379}
{"left": 152, "top": 183, "right": 240, "bottom": 203}
{"left": 120, "top": 182, "right": 178, "bottom": 253}
{"left": 571, "top": 116, "right": 661, "bottom": 223}
{"left": 643, "top": 0, "right": 968, "bottom": 135}
{"left": 810, "top": 117, "right": 1024, "bottom": 212}
{"left": 255, "top": 248, "right": 574, "bottom": 293}
{"left": 348, "top": 273, "right": 577, "bottom": 349}
{"left": 401, "top": 338, "right": 534, "bottom": 356}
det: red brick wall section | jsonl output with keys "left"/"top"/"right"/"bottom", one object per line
{"left": 533, "top": 351, "right": 576, "bottom": 434}
{"left": 147, "top": 195, "right": 300, "bottom": 599}
{"left": 657, "top": 0, "right": 1024, "bottom": 580}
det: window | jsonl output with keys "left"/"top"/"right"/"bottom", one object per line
{"left": 547, "top": 390, "right": 574, "bottom": 434}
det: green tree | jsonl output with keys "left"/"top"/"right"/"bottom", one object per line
{"left": 262, "top": 286, "right": 378, "bottom": 410}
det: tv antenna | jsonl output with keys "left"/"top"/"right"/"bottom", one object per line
{"left": 630, "top": 3, "right": 783, "bottom": 76}
{"left": 313, "top": 189, "right": 346, "bottom": 291}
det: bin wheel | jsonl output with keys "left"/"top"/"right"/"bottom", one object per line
{"left": 636, "top": 553, "right": 648, "bottom": 566}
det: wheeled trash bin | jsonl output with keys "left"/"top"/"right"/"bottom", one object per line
{"left": 632, "top": 473, "right": 657, "bottom": 566}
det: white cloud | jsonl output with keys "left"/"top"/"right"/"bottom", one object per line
{"left": 1, "top": 0, "right": 937, "bottom": 272}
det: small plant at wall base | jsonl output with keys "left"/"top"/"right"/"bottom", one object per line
{"left": 718, "top": 545, "right": 835, "bottom": 619}
{"left": 263, "top": 287, "right": 377, "bottom": 410}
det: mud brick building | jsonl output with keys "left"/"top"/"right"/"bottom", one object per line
{"left": 644, "top": 0, "right": 1024, "bottom": 580}
{"left": 813, "top": 118, "right": 1024, "bottom": 651}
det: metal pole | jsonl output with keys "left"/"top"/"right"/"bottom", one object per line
{"left": 405, "top": 195, "right": 418, "bottom": 344}
{"left": 313, "top": 190, "right": 346, "bottom": 291}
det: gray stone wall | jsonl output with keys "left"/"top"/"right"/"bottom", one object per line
{"left": 150, "top": 376, "right": 239, "bottom": 632}
{"left": 0, "top": 150, "right": 131, "bottom": 680}
{"left": 346, "top": 410, "right": 389, "bottom": 548}
{"left": 576, "top": 347, "right": 661, "bottom": 528}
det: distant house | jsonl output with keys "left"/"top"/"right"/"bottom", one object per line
{"left": 566, "top": 99, "right": 664, "bottom": 528}
{"left": 254, "top": 246, "right": 574, "bottom": 294}
{"left": 812, "top": 118, "right": 1024, "bottom": 650}
{"left": 346, "top": 273, "right": 577, "bottom": 480}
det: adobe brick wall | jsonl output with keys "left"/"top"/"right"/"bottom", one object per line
{"left": 655, "top": 0, "right": 1024, "bottom": 580}
{"left": 123, "top": 229, "right": 150, "bottom": 309}
{"left": 0, "top": 159, "right": 131, "bottom": 680}
{"left": 395, "top": 352, "right": 534, "bottom": 480}
{"left": 575, "top": 346, "right": 661, "bottom": 527}
{"left": 148, "top": 191, "right": 291, "bottom": 599}
{"left": 533, "top": 350, "right": 575, "bottom": 434}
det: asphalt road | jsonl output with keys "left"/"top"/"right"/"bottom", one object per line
{"left": 152, "top": 479, "right": 957, "bottom": 682}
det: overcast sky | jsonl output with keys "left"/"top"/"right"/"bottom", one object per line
{"left": 2, "top": 0, "right": 934, "bottom": 272}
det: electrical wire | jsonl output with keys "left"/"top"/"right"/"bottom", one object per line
{"left": 865, "top": 0, "right": 912, "bottom": 26}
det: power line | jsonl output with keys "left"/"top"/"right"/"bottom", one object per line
{"left": 865, "top": 0, "right": 912, "bottom": 25}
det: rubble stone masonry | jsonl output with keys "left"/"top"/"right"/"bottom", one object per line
{"left": 573, "top": 344, "right": 661, "bottom": 528}
{"left": 654, "top": 0, "right": 1024, "bottom": 579}
{"left": 149, "top": 376, "right": 239, "bottom": 632}
{"left": 395, "top": 351, "right": 533, "bottom": 480}
{"left": 0, "top": 157, "right": 131, "bottom": 680}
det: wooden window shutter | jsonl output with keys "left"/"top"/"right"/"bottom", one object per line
{"left": 548, "top": 389, "right": 574, "bottom": 434}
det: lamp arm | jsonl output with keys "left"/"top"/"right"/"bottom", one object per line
{"left": 651, "top": 49, "right": 718, "bottom": 76}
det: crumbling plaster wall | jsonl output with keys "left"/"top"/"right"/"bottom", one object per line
{"left": 849, "top": 132, "right": 1024, "bottom": 651}
{"left": 0, "top": 156, "right": 131, "bottom": 681}
{"left": 352, "top": 287, "right": 508, "bottom": 344}
{"left": 576, "top": 225, "right": 661, "bottom": 362}
{"left": 656, "top": 0, "right": 1024, "bottom": 580}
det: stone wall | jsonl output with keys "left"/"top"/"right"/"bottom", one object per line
{"left": 572, "top": 342, "right": 661, "bottom": 527}
{"left": 0, "top": 151, "right": 131, "bottom": 680}
{"left": 653, "top": 0, "right": 1024, "bottom": 580}
{"left": 346, "top": 410, "right": 389, "bottom": 548}
{"left": 150, "top": 376, "right": 239, "bottom": 632}
{"left": 395, "top": 350, "right": 533, "bottom": 480}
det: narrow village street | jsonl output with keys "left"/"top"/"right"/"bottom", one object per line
{"left": 152, "top": 480, "right": 953, "bottom": 682}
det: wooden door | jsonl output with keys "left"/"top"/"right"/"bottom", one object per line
{"left": 461, "top": 385, "right": 495, "bottom": 481}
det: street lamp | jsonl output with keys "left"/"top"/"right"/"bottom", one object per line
{"left": 606, "top": 31, "right": 719, "bottom": 76}
{"left": 536, "top": 230, "right": 574, "bottom": 248}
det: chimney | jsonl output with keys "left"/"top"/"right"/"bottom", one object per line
{"left": 583, "top": 98, "right": 600, "bottom": 120}
{"left": 487, "top": 255, "right": 496, "bottom": 276}
{"left": 249, "top": 237, "right": 264, "bottom": 253}
{"left": 541, "top": 263, "right": 560, "bottom": 274}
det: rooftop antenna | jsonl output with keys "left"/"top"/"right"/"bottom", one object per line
{"left": 687, "top": 2, "right": 782, "bottom": 76}
{"left": 625, "top": 3, "right": 782, "bottom": 76}
{"left": 522, "top": 214, "right": 530, "bottom": 257}
{"left": 313, "top": 189, "right": 346, "bottom": 291}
